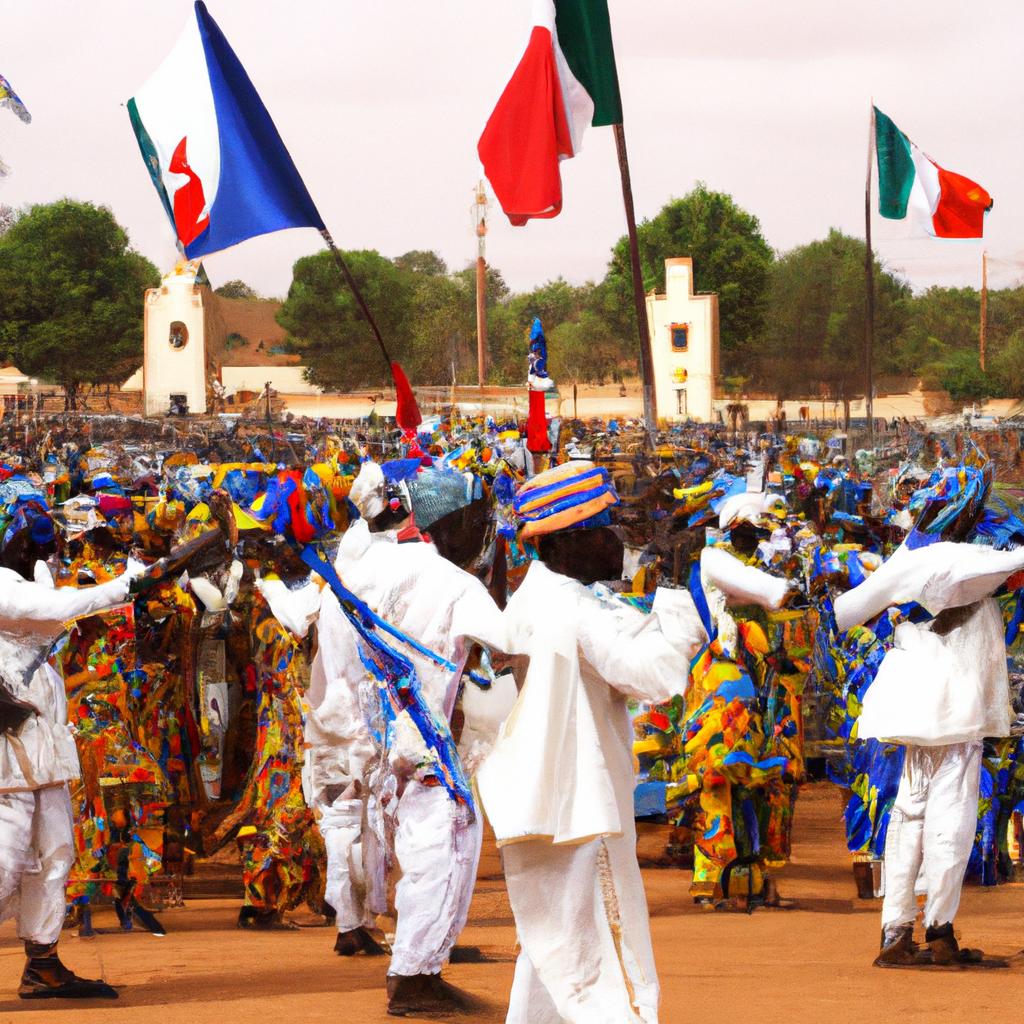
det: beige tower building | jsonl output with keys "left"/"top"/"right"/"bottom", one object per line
{"left": 138, "top": 261, "right": 299, "bottom": 416}
{"left": 142, "top": 262, "right": 218, "bottom": 416}
{"left": 645, "top": 257, "right": 720, "bottom": 422}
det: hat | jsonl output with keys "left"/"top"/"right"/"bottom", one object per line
{"left": 514, "top": 461, "right": 618, "bottom": 540}
{"left": 406, "top": 468, "right": 471, "bottom": 533}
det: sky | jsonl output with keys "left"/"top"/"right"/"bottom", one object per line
{"left": 2, "top": 0, "right": 1023, "bottom": 298}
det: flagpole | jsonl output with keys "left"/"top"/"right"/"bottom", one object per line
{"left": 319, "top": 227, "right": 394, "bottom": 368}
{"left": 864, "top": 104, "right": 876, "bottom": 446}
{"left": 613, "top": 123, "right": 657, "bottom": 434}
{"left": 979, "top": 249, "right": 988, "bottom": 372}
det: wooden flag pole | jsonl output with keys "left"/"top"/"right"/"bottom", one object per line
{"left": 613, "top": 123, "right": 657, "bottom": 433}
{"left": 980, "top": 250, "right": 988, "bottom": 371}
{"left": 864, "top": 105, "right": 876, "bottom": 446}
{"left": 319, "top": 227, "right": 394, "bottom": 368}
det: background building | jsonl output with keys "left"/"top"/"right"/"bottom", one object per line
{"left": 133, "top": 262, "right": 300, "bottom": 416}
{"left": 645, "top": 257, "right": 720, "bottom": 422}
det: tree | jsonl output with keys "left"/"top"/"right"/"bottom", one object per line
{"left": 405, "top": 270, "right": 476, "bottom": 385}
{"left": 394, "top": 250, "right": 448, "bottom": 277}
{"left": 755, "top": 230, "right": 909, "bottom": 419}
{"left": 0, "top": 200, "right": 159, "bottom": 409}
{"left": 936, "top": 350, "right": 989, "bottom": 404}
{"left": 605, "top": 184, "right": 774, "bottom": 374}
{"left": 893, "top": 287, "right": 979, "bottom": 376}
{"left": 991, "top": 330, "right": 1024, "bottom": 397}
{"left": 215, "top": 279, "right": 260, "bottom": 299}
{"left": 0, "top": 204, "right": 16, "bottom": 236}
{"left": 548, "top": 311, "right": 625, "bottom": 385}
{"left": 277, "top": 249, "right": 416, "bottom": 391}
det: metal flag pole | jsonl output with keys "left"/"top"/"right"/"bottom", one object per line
{"left": 613, "top": 123, "right": 658, "bottom": 434}
{"left": 864, "top": 104, "right": 877, "bottom": 446}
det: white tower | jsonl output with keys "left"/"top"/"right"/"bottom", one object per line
{"left": 645, "top": 258, "right": 720, "bottom": 423}
{"left": 143, "top": 261, "right": 211, "bottom": 416}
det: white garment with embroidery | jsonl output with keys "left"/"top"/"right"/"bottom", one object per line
{"left": 478, "top": 563, "right": 704, "bottom": 1024}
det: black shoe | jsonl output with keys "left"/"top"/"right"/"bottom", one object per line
{"left": 387, "top": 974, "right": 481, "bottom": 1017}
{"left": 132, "top": 904, "right": 167, "bottom": 936}
{"left": 874, "top": 925, "right": 919, "bottom": 968}
{"left": 925, "top": 922, "right": 1009, "bottom": 969}
{"left": 448, "top": 945, "right": 489, "bottom": 964}
{"left": 18, "top": 943, "right": 118, "bottom": 1000}
{"left": 334, "top": 927, "right": 387, "bottom": 957}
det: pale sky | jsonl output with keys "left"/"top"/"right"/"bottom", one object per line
{"left": 2, "top": 0, "right": 1022, "bottom": 297}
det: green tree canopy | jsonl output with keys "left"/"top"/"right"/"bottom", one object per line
{"left": 0, "top": 199, "right": 158, "bottom": 409}
{"left": 756, "top": 230, "right": 909, "bottom": 411}
{"left": 394, "top": 250, "right": 449, "bottom": 277}
{"left": 277, "top": 249, "right": 418, "bottom": 391}
{"left": 606, "top": 184, "right": 774, "bottom": 374}
{"left": 937, "top": 349, "right": 990, "bottom": 404}
{"left": 991, "top": 329, "right": 1024, "bottom": 397}
{"left": 215, "top": 279, "right": 260, "bottom": 300}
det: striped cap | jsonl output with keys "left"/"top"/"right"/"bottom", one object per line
{"left": 514, "top": 461, "right": 618, "bottom": 539}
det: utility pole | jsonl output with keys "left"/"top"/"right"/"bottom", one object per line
{"left": 980, "top": 250, "right": 988, "bottom": 372}
{"left": 472, "top": 181, "right": 490, "bottom": 389}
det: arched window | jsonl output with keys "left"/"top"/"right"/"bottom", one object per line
{"left": 169, "top": 321, "right": 189, "bottom": 350}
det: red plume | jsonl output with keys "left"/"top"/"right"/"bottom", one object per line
{"left": 526, "top": 388, "right": 550, "bottom": 453}
{"left": 391, "top": 361, "right": 422, "bottom": 432}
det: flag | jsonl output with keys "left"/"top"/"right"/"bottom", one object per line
{"left": 0, "top": 71, "right": 31, "bottom": 178}
{"left": 874, "top": 106, "right": 992, "bottom": 239}
{"left": 127, "top": 1, "right": 323, "bottom": 258}
{"left": 478, "top": 0, "right": 623, "bottom": 226}
{"left": 0, "top": 72, "right": 31, "bottom": 124}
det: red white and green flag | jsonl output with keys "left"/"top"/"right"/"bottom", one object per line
{"left": 874, "top": 106, "right": 992, "bottom": 239}
{"left": 478, "top": 0, "right": 623, "bottom": 226}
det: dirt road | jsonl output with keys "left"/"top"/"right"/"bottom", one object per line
{"left": 1, "top": 784, "right": 1021, "bottom": 1023}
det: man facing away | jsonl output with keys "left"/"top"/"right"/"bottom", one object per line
{"left": 835, "top": 465, "right": 1022, "bottom": 969}
{"left": 478, "top": 462, "right": 706, "bottom": 1024}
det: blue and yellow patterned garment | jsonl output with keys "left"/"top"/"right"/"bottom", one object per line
{"left": 969, "top": 590, "right": 1024, "bottom": 885}
{"left": 633, "top": 562, "right": 810, "bottom": 900}
{"left": 810, "top": 596, "right": 921, "bottom": 859}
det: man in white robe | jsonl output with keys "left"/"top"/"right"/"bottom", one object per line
{"left": 478, "top": 462, "right": 706, "bottom": 1024}
{"left": 0, "top": 558, "right": 142, "bottom": 999}
{"left": 835, "top": 538, "right": 1024, "bottom": 967}
{"left": 335, "top": 511, "right": 506, "bottom": 1015}
{"left": 262, "top": 461, "right": 507, "bottom": 1015}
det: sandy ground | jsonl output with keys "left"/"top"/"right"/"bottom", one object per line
{"left": 1, "top": 783, "right": 1022, "bottom": 1023}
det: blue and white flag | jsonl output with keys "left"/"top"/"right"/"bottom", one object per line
{"left": 127, "top": 1, "right": 324, "bottom": 258}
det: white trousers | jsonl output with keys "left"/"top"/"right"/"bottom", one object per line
{"left": 881, "top": 741, "right": 981, "bottom": 932}
{"left": 0, "top": 786, "right": 74, "bottom": 945}
{"left": 502, "top": 832, "right": 659, "bottom": 1024}
{"left": 390, "top": 780, "right": 482, "bottom": 977}
{"left": 320, "top": 793, "right": 377, "bottom": 934}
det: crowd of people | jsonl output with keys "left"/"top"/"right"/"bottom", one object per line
{"left": 0, "top": 407, "right": 1022, "bottom": 1018}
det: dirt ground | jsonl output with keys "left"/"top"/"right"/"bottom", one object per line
{"left": 1, "top": 783, "right": 1022, "bottom": 1023}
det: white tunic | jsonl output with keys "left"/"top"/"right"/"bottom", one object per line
{"left": 0, "top": 566, "right": 134, "bottom": 793}
{"left": 477, "top": 562, "right": 704, "bottom": 846}
{"left": 335, "top": 520, "right": 507, "bottom": 780}
{"left": 834, "top": 541, "right": 1020, "bottom": 746}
